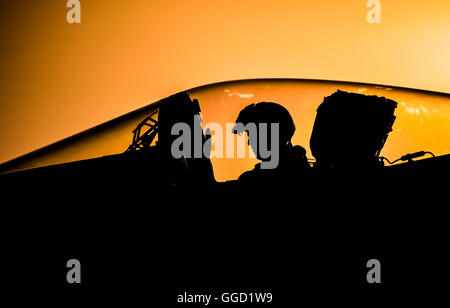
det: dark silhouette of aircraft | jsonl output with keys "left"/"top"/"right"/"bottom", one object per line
{"left": 0, "top": 81, "right": 448, "bottom": 305}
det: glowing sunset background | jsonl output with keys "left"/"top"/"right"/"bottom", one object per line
{"left": 0, "top": 0, "right": 449, "bottom": 164}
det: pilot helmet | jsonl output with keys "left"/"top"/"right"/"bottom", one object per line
{"left": 232, "top": 102, "right": 296, "bottom": 145}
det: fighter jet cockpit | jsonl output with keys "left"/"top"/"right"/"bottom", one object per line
{"left": 0, "top": 79, "right": 449, "bottom": 186}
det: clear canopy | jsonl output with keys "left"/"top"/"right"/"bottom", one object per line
{"left": 1, "top": 79, "right": 449, "bottom": 182}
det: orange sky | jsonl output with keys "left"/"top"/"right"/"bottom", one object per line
{"left": 0, "top": 0, "right": 449, "bottom": 163}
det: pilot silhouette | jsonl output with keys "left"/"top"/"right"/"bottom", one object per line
{"left": 232, "top": 102, "right": 309, "bottom": 183}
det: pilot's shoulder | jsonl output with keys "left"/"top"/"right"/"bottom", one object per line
{"left": 237, "top": 163, "right": 265, "bottom": 182}
{"left": 238, "top": 169, "right": 260, "bottom": 182}
{"left": 292, "top": 145, "right": 307, "bottom": 156}
{"left": 237, "top": 170, "right": 253, "bottom": 182}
